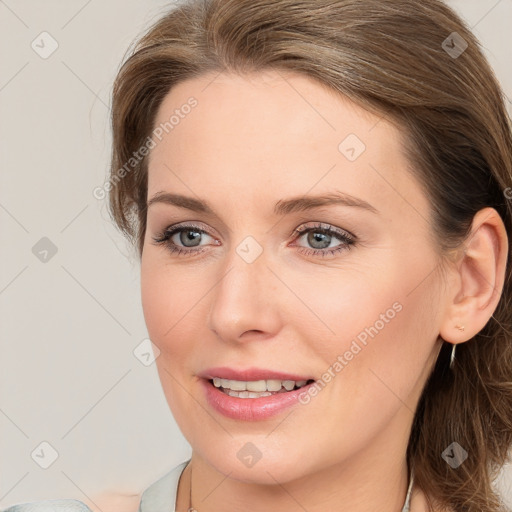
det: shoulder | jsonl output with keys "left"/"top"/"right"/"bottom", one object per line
{"left": 90, "top": 460, "right": 189, "bottom": 512}
{"left": 138, "top": 460, "right": 190, "bottom": 512}
{"left": 1, "top": 493, "right": 140, "bottom": 512}
{"left": 1, "top": 500, "right": 94, "bottom": 511}
{"left": 2, "top": 461, "right": 189, "bottom": 512}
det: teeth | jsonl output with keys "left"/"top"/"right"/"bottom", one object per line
{"left": 246, "top": 380, "right": 267, "bottom": 392}
{"left": 266, "top": 379, "right": 282, "bottom": 391}
{"left": 212, "top": 378, "right": 310, "bottom": 393}
{"left": 229, "top": 380, "right": 246, "bottom": 391}
{"left": 227, "top": 390, "right": 273, "bottom": 398}
{"left": 282, "top": 380, "right": 295, "bottom": 391}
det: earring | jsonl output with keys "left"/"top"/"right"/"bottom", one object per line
{"left": 448, "top": 325, "right": 464, "bottom": 370}
{"left": 449, "top": 343, "right": 456, "bottom": 370}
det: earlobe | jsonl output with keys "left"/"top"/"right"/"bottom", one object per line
{"left": 439, "top": 207, "right": 508, "bottom": 345}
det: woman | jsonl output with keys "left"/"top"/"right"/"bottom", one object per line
{"left": 4, "top": 0, "right": 511, "bottom": 511}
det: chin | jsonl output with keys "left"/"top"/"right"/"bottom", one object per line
{"left": 197, "top": 439, "right": 317, "bottom": 485}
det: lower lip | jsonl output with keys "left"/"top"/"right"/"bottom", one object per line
{"left": 201, "top": 379, "right": 315, "bottom": 421}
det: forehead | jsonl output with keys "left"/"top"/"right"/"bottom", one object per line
{"left": 149, "top": 69, "right": 383, "bottom": 160}
{"left": 146, "top": 69, "right": 430, "bottom": 224}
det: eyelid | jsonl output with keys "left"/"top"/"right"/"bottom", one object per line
{"left": 152, "top": 215, "right": 356, "bottom": 237}
{"left": 151, "top": 220, "right": 357, "bottom": 257}
{"left": 293, "top": 222, "right": 355, "bottom": 239}
{"left": 153, "top": 221, "right": 354, "bottom": 242}
{"left": 158, "top": 220, "right": 216, "bottom": 238}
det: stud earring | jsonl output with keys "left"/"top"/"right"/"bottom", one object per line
{"left": 455, "top": 325, "right": 465, "bottom": 331}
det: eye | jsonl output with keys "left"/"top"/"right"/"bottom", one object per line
{"left": 291, "top": 222, "right": 355, "bottom": 257}
{"left": 151, "top": 221, "right": 355, "bottom": 258}
{"left": 151, "top": 222, "right": 218, "bottom": 257}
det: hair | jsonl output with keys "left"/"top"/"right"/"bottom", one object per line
{"left": 107, "top": 1, "right": 512, "bottom": 510}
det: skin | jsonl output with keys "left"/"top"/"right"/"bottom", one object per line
{"left": 139, "top": 69, "right": 508, "bottom": 512}
{"left": 87, "top": 492, "right": 140, "bottom": 512}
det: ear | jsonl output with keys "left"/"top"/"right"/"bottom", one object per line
{"left": 439, "top": 207, "right": 509, "bottom": 345}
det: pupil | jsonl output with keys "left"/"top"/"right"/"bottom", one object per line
{"left": 308, "top": 231, "right": 330, "bottom": 249}
{"left": 180, "top": 230, "right": 201, "bottom": 247}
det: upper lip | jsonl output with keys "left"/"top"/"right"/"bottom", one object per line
{"left": 198, "top": 367, "right": 315, "bottom": 382}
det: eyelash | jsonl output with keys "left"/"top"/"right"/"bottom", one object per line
{"left": 151, "top": 222, "right": 355, "bottom": 258}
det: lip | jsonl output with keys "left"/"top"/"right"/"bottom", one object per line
{"left": 197, "top": 366, "right": 315, "bottom": 381}
{"left": 198, "top": 367, "right": 316, "bottom": 421}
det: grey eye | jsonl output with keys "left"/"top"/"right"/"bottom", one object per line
{"left": 176, "top": 229, "right": 203, "bottom": 247}
{"left": 306, "top": 231, "right": 334, "bottom": 249}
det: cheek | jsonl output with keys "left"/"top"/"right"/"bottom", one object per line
{"left": 140, "top": 258, "right": 204, "bottom": 435}
{"left": 140, "top": 255, "right": 205, "bottom": 346}
{"left": 140, "top": 260, "right": 195, "bottom": 406}
{"left": 327, "top": 289, "right": 437, "bottom": 443}
{"left": 294, "top": 251, "right": 440, "bottom": 409}
{"left": 279, "top": 260, "right": 401, "bottom": 361}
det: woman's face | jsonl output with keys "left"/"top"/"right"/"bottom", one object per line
{"left": 141, "top": 69, "right": 445, "bottom": 483}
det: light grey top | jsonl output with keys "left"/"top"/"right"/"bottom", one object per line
{"left": 0, "top": 500, "right": 93, "bottom": 512}
{"left": 137, "top": 459, "right": 190, "bottom": 512}
{"left": 0, "top": 462, "right": 190, "bottom": 512}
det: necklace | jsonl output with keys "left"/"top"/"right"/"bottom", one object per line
{"left": 188, "top": 464, "right": 415, "bottom": 512}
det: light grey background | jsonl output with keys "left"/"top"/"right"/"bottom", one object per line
{"left": 1, "top": 0, "right": 511, "bottom": 509}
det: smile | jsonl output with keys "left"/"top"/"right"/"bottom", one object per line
{"left": 211, "top": 378, "right": 313, "bottom": 398}
{"left": 201, "top": 377, "right": 317, "bottom": 421}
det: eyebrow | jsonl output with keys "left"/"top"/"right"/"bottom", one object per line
{"left": 146, "top": 190, "right": 378, "bottom": 215}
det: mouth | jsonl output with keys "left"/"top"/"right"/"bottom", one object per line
{"left": 208, "top": 377, "right": 316, "bottom": 399}
{"left": 198, "top": 367, "right": 318, "bottom": 419}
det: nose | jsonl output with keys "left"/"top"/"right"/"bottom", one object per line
{"left": 207, "top": 241, "right": 282, "bottom": 344}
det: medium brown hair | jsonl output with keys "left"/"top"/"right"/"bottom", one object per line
{"left": 107, "top": 1, "right": 512, "bottom": 510}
